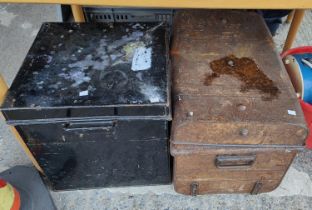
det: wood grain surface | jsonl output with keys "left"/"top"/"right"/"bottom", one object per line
{"left": 172, "top": 146, "right": 297, "bottom": 195}
{"left": 171, "top": 10, "right": 307, "bottom": 146}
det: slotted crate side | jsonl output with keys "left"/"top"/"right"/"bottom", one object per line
{"left": 112, "top": 9, "right": 173, "bottom": 23}
{"left": 83, "top": 7, "right": 173, "bottom": 23}
{"left": 83, "top": 7, "right": 114, "bottom": 22}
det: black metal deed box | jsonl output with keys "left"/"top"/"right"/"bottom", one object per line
{"left": 1, "top": 22, "right": 171, "bottom": 190}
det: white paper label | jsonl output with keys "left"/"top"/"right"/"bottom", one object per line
{"left": 131, "top": 47, "right": 152, "bottom": 71}
{"left": 288, "top": 110, "right": 297, "bottom": 116}
{"left": 79, "top": 90, "right": 88, "bottom": 96}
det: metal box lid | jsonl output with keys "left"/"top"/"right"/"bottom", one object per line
{"left": 1, "top": 22, "right": 171, "bottom": 122}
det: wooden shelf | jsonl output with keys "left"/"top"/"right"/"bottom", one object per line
{"left": 0, "top": 0, "right": 312, "bottom": 9}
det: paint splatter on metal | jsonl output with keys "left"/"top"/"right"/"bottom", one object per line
{"left": 2, "top": 22, "right": 169, "bottom": 108}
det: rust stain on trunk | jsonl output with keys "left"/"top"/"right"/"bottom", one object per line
{"left": 205, "top": 55, "right": 280, "bottom": 100}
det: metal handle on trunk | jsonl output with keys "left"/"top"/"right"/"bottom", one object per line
{"left": 215, "top": 154, "right": 256, "bottom": 168}
{"left": 63, "top": 121, "right": 116, "bottom": 132}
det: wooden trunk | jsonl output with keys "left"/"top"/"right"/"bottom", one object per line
{"left": 170, "top": 10, "right": 307, "bottom": 195}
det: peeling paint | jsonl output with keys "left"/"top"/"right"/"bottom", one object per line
{"left": 131, "top": 47, "right": 152, "bottom": 71}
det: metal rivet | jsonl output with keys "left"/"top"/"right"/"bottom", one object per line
{"left": 178, "top": 95, "right": 182, "bottom": 101}
{"left": 227, "top": 60, "right": 235, "bottom": 67}
{"left": 188, "top": 111, "right": 194, "bottom": 117}
{"left": 238, "top": 104, "right": 247, "bottom": 111}
{"left": 240, "top": 128, "right": 249, "bottom": 136}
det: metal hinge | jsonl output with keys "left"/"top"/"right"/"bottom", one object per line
{"left": 251, "top": 181, "right": 263, "bottom": 195}
{"left": 190, "top": 182, "right": 198, "bottom": 196}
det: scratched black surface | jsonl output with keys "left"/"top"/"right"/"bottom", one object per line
{"left": 18, "top": 120, "right": 171, "bottom": 190}
{"left": 1, "top": 22, "right": 169, "bottom": 109}
{"left": 1, "top": 23, "right": 171, "bottom": 189}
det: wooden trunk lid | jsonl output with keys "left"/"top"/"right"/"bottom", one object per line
{"left": 171, "top": 10, "right": 307, "bottom": 146}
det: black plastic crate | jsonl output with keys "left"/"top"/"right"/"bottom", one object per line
{"left": 83, "top": 7, "right": 173, "bottom": 24}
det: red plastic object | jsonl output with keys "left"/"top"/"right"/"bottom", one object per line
{"left": 299, "top": 100, "right": 312, "bottom": 149}
{"left": 0, "top": 179, "right": 6, "bottom": 187}
{"left": 282, "top": 46, "right": 312, "bottom": 149}
{"left": 281, "top": 46, "right": 312, "bottom": 58}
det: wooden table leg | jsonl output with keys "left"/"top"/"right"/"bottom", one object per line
{"left": 286, "top": 10, "right": 294, "bottom": 23}
{"left": 71, "top": 5, "right": 86, "bottom": 22}
{"left": 0, "top": 74, "right": 7, "bottom": 103}
{"left": 0, "top": 74, "right": 44, "bottom": 174}
{"left": 283, "top": 9, "right": 305, "bottom": 52}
